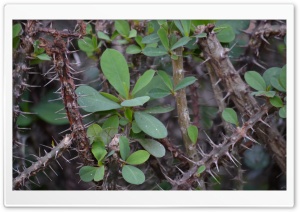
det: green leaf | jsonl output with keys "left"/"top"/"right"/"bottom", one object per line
{"left": 138, "top": 139, "right": 165, "bottom": 158}
{"left": 245, "top": 71, "right": 266, "bottom": 91}
{"left": 119, "top": 136, "right": 130, "bottom": 161}
{"left": 157, "top": 71, "right": 173, "bottom": 91}
{"left": 119, "top": 117, "right": 129, "bottom": 126}
{"left": 13, "top": 23, "right": 22, "bottom": 38}
{"left": 181, "top": 20, "right": 191, "bottom": 37}
{"left": 122, "top": 165, "right": 145, "bottom": 185}
{"left": 124, "top": 108, "right": 133, "bottom": 122}
{"left": 126, "top": 45, "right": 141, "bottom": 54}
{"left": 279, "top": 67, "right": 286, "bottom": 90}
{"left": 94, "top": 166, "right": 105, "bottom": 181}
{"left": 197, "top": 165, "right": 206, "bottom": 175}
{"left": 36, "top": 53, "right": 51, "bottom": 61}
{"left": 169, "top": 34, "right": 178, "bottom": 48}
{"left": 271, "top": 77, "right": 286, "bottom": 92}
{"left": 216, "top": 20, "right": 250, "bottom": 34}
{"left": 134, "top": 112, "right": 168, "bottom": 139}
{"left": 143, "top": 105, "right": 174, "bottom": 114}
{"left": 157, "top": 28, "right": 169, "bottom": 50}
{"left": 174, "top": 21, "right": 185, "bottom": 36}
{"left": 32, "top": 92, "right": 69, "bottom": 125}
{"left": 263, "top": 67, "right": 281, "bottom": 87}
{"left": 174, "top": 76, "right": 197, "bottom": 91}
{"left": 87, "top": 124, "right": 102, "bottom": 144}
{"left": 171, "top": 37, "right": 192, "bottom": 50}
{"left": 92, "top": 142, "right": 107, "bottom": 162}
{"left": 279, "top": 105, "right": 286, "bottom": 118}
{"left": 131, "top": 120, "right": 142, "bottom": 134}
{"left": 115, "top": 20, "right": 130, "bottom": 37}
{"left": 215, "top": 24, "right": 235, "bottom": 43}
{"left": 143, "top": 47, "right": 168, "bottom": 57}
{"left": 79, "top": 166, "right": 97, "bottom": 182}
{"left": 121, "top": 96, "right": 150, "bottom": 107}
{"left": 222, "top": 108, "right": 239, "bottom": 126}
{"left": 132, "top": 69, "right": 156, "bottom": 96}
{"left": 135, "top": 35, "right": 145, "bottom": 49}
{"left": 149, "top": 88, "right": 172, "bottom": 99}
{"left": 97, "top": 31, "right": 111, "bottom": 41}
{"left": 194, "top": 33, "right": 207, "bottom": 38}
{"left": 128, "top": 29, "right": 137, "bottom": 38}
{"left": 252, "top": 91, "right": 276, "bottom": 97}
{"left": 141, "top": 33, "right": 160, "bottom": 44}
{"left": 103, "top": 115, "right": 119, "bottom": 130}
{"left": 270, "top": 96, "right": 283, "bottom": 108}
{"left": 171, "top": 54, "right": 178, "bottom": 60}
{"left": 126, "top": 150, "right": 150, "bottom": 165}
{"left": 99, "top": 92, "right": 120, "bottom": 103}
{"left": 13, "top": 37, "right": 20, "bottom": 49}
{"left": 187, "top": 125, "right": 198, "bottom": 144}
{"left": 78, "top": 37, "right": 95, "bottom": 53}
{"left": 76, "top": 85, "right": 121, "bottom": 112}
{"left": 100, "top": 49, "right": 130, "bottom": 98}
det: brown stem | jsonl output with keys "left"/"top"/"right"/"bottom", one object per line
{"left": 171, "top": 47, "right": 199, "bottom": 163}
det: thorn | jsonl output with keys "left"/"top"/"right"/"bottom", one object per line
{"left": 62, "top": 156, "right": 71, "bottom": 163}
{"left": 180, "top": 155, "right": 198, "bottom": 165}
{"left": 19, "top": 111, "right": 37, "bottom": 115}
{"left": 68, "top": 155, "right": 79, "bottom": 161}
{"left": 49, "top": 165, "right": 58, "bottom": 176}
{"left": 81, "top": 112, "right": 94, "bottom": 118}
{"left": 214, "top": 78, "right": 222, "bottom": 86}
{"left": 42, "top": 171, "right": 52, "bottom": 181}
{"left": 35, "top": 176, "right": 40, "bottom": 184}
{"left": 259, "top": 118, "right": 271, "bottom": 128}
{"left": 200, "top": 57, "right": 211, "bottom": 66}
{"left": 22, "top": 83, "right": 41, "bottom": 88}
{"left": 175, "top": 166, "right": 184, "bottom": 174}
{"left": 252, "top": 59, "right": 266, "bottom": 70}
{"left": 229, "top": 41, "right": 238, "bottom": 51}
{"left": 222, "top": 92, "right": 231, "bottom": 102}
{"left": 214, "top": 160, "right": 219, "bottom": 172}
{"left": 28, "top": 178, "right": 40, "bottom": 187}
{"left": 207, "top": 169, "right": 220, "bottom": 184}
{"left": 197, "top": 145, "right": 207, "bottom": 157}
{"left": 55, "top": 116, "right": 68, "bottom": 120}
{"left": 21, "top": 99, "right": 33, "bottom": 103}
{"left": 245, "top": 135, "right": 260, "bottom": 145}
{"left": 56, "top": 160, "right": 63, "bottom": 170}
{"left": 260, "top": 34, "right": 270, "bottom": 45}
{"left": 203, "top": 131, "right": 217, "bottom": 147}
{"left": 225, "top": 152, "right": 238, "bottom": 167}
{"left": 58, "top": 127, "right": 71, "bottom": 134}
{"left": 230, "top": 154, "right": 242, "bottom": 165}
{"left": 241, "top": 144, "right": 251, "bottom": 150}
{"left": 44, "top": 75, "right": 59, "bottom": 87}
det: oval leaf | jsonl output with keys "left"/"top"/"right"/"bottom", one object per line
{"left": 126, "top": 150, "right": 150, "bottom": 165}
{"left": 121, "top": 96, "right": 150, "bottom": 107}
{"left": 216, "top": 24, "right": 235, "bottom": 43}
{"left": 143, "top": 47, "right": 168, "bottom": 57}
{"left": 100, "top": 49, "right": 130, "bottom": 98}
{"left": 129, "top": 29, "right": 137, "bottom": 38}
{"left": 187, "top": 125, "right": 198, "bottom": 144}
{"left": 138, "top": 139, "right": 166, "bottom": 158}
{"left": 271, "top": 77, "right": 286, "bottom": 92}
{"left": 157, "top": 71, "right": 173, "bottom": 91}
{"left": 13, "top": 23, "right": 22, "bottom": 38}
{"left": 222, "top": 108, "right": 239, "bottom": 126}
{"left": 142, "top": 33, "right": 160, "bottom": 44}
{"left": 115, "top": 20, "right": 130, "bottom": 37}
{"left": 197, "top": 165, "right": 206, "bottom": 175}
{"left": 119, "top": 136, "right": 130, "bottom": 161}
{"left": 149, "top": 88, "right": 172, "bottom": 99}
{"left": 92, "top": 142, "right": 107, "bottom": 162}
{"left": 171, "top": 37, "right": 192, "bottom": 50}
{"left": 181, "top": 20, "right": 191, "bottom": 37}
{"left": 279, "top": 67, "right": 286, "bottom": 90}
{"left": 245, "top": 71, "right": 266, "bottom": 91}
{"left": 97, "top": 31, "right": 111, "bottom": 41}
{"left": 270, "top": 96, "right": 283, "bottom": 108}
{"left": 122, "top": 165, "right": 145, "bottom": 185}
{"left": 143, "top": 105, "right": 174, "bottom": 114}
{"left": 126, "top": 45, "right": 141, "bottom": 54}
{"left": 279, "top": 105, "right": 286, "bottom": 118}
{"left": 132, "top": 69, "right": 155, "bottom": 96}
{"left": 79, "top": 166, "right": 97, "bottom": 182}
{"left": 174, "top": 76, "right": 197, "bottom": 91}
{"left": 94, "top": 166, "right": 105, "bottom": 182}
{"left": 157, "top": 28, "right": 169, "bottom": 50}
{"left": 78, "top": 37, "right": 95, "bottom": 53}
{"left": 132, "top": 120, "right": 142, "bottom": 134}
{"left": 76, "top": 85, "right": 121, "bottom": 112}
{"left": 87, "top": 124, "right": 102, "bottom": 144}
{"left": 134, "top": 112, "right": 168, "bottom": 138}
{"left": 263, "top": 67, "right": 281, "bottom": 87}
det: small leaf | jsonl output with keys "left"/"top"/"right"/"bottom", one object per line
{"left": 94, "top": 166, "right": 105, "bottom": 181}
{"left": 13, "top": 23, "right": 22, "bottom": 38}
{"left": 134, "top": 112, "right": 168, "bottom": 139}
{"left": 76, "top": 85, "right": 121, "bottom": 112}
{"left": 92, "top": 142, "right": 107, "bottom": 162}
{"left": 131, "top": 69, "right": 155, "bottom": 96}
{"left": 78, "top": 37, "right": 95, "bottom": 53}
{"left": 87, "top": 124, "right": 102, "bottom": 144}
{"left": 174, "top": 76, "right": 197, "bottom": 91}
{"left": 131, "top": 120, "right": 142, "bottom": 134}
{"left": 270, "top": 96, "right": 283, "bottom": 108}
{"left": 143, "top": 47, "right": 168, "bottom": 57}
{"left": 187, "top": 125, "right": 198, "bottom": 144}
{"left": 115, "top": 20, "right": 130, "bottom": 37}
{"left": 119, "top": 136, "right": 130, "bottom": 161}
{"left": 99, "top": 92, "right": 120, "bottom": 103}
{"left": 141, "top": 33, "right": 160, "bottom": 44}
{"left": 157, "top": 28, "right": 169, "bottom": 50}
{"left": 143, "top": 105, "right": 174, "bottom": 114}
{"left": 138, "top": 139, "right": 166, "bottom": 158}
{"left": 128, "top": 29, "right": 137, "bottom": 38}
{"left": 121, "top": 96, "right": 150, "bottom": 107}
{"left": 263, "top": 67, "right": 281, "bottom": 87}
{"left": 157, "top": 71, "right": 173, "bottom": 91}
{"left": 271, "top": 77, "right": 286, "bottom": 92}
{"left": 197, "top": 165, "right": 206, "bottom": 175}
{"left": 149, "top": 88, "right": 172, "bottom": 99}
{"left": 222, "top": 108, "right": 239, "bottom": 126}
{"left": 279, "top": 105, "right": 286, "bottom": 118}
{"left": 174, "top": 21, "right": 185, "bottom": 36}
{"left": 79, "top": 166, "right": 97, "bottom": 182}
{"left": 252, "top": 91, "right": 276, "bottom": 98}
{"left": 100, "top": 49, "right": 130, "bottom": 98}
{"left": 85, "top": 23, "right": 92, "bottom": 34}
{"left": 171, "top": 37, "right": 192, "bottom": 50}
{"left": 124, "top": 108, "right": 133, "bottom": 122}
{"left": 135, "top": 35, "right": 145, "bottom": 49}
{"left": 181, "top": 20, "right": 191, "bottom": 37}
{"left": 36, "top": 53, "right": 51, "bottom": 61}
{"left": 215, "top": 24, "right": 235, "bottom": 43}
{"left": 126, "top": 150, "right": 150, "bottom": 165}
{"left": 194, "top": 33, "right": 206, "bottom": 38}
{"left": 97, "top": 31, "right": 111, "bottom": 41}
{"left": 122, "top": 165, "right": 145, "bottom": 185}
{"left": 245, "top": 71, "right": 266, "bottom": 91}
{"left": 126, "top": 45, "right": 141, "bottom": 54}
{"left": 103, "top": 115, "right": 119, "bottom": 130}
{"left": 119, "top": 117, "right": 129, "bottom": 126}
{"left": 279, "top": 67, "right": 286, "bottom": 90}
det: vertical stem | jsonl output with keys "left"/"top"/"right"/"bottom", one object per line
{"left": 171, "top": 47, "right": 199, "bottom": 163}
